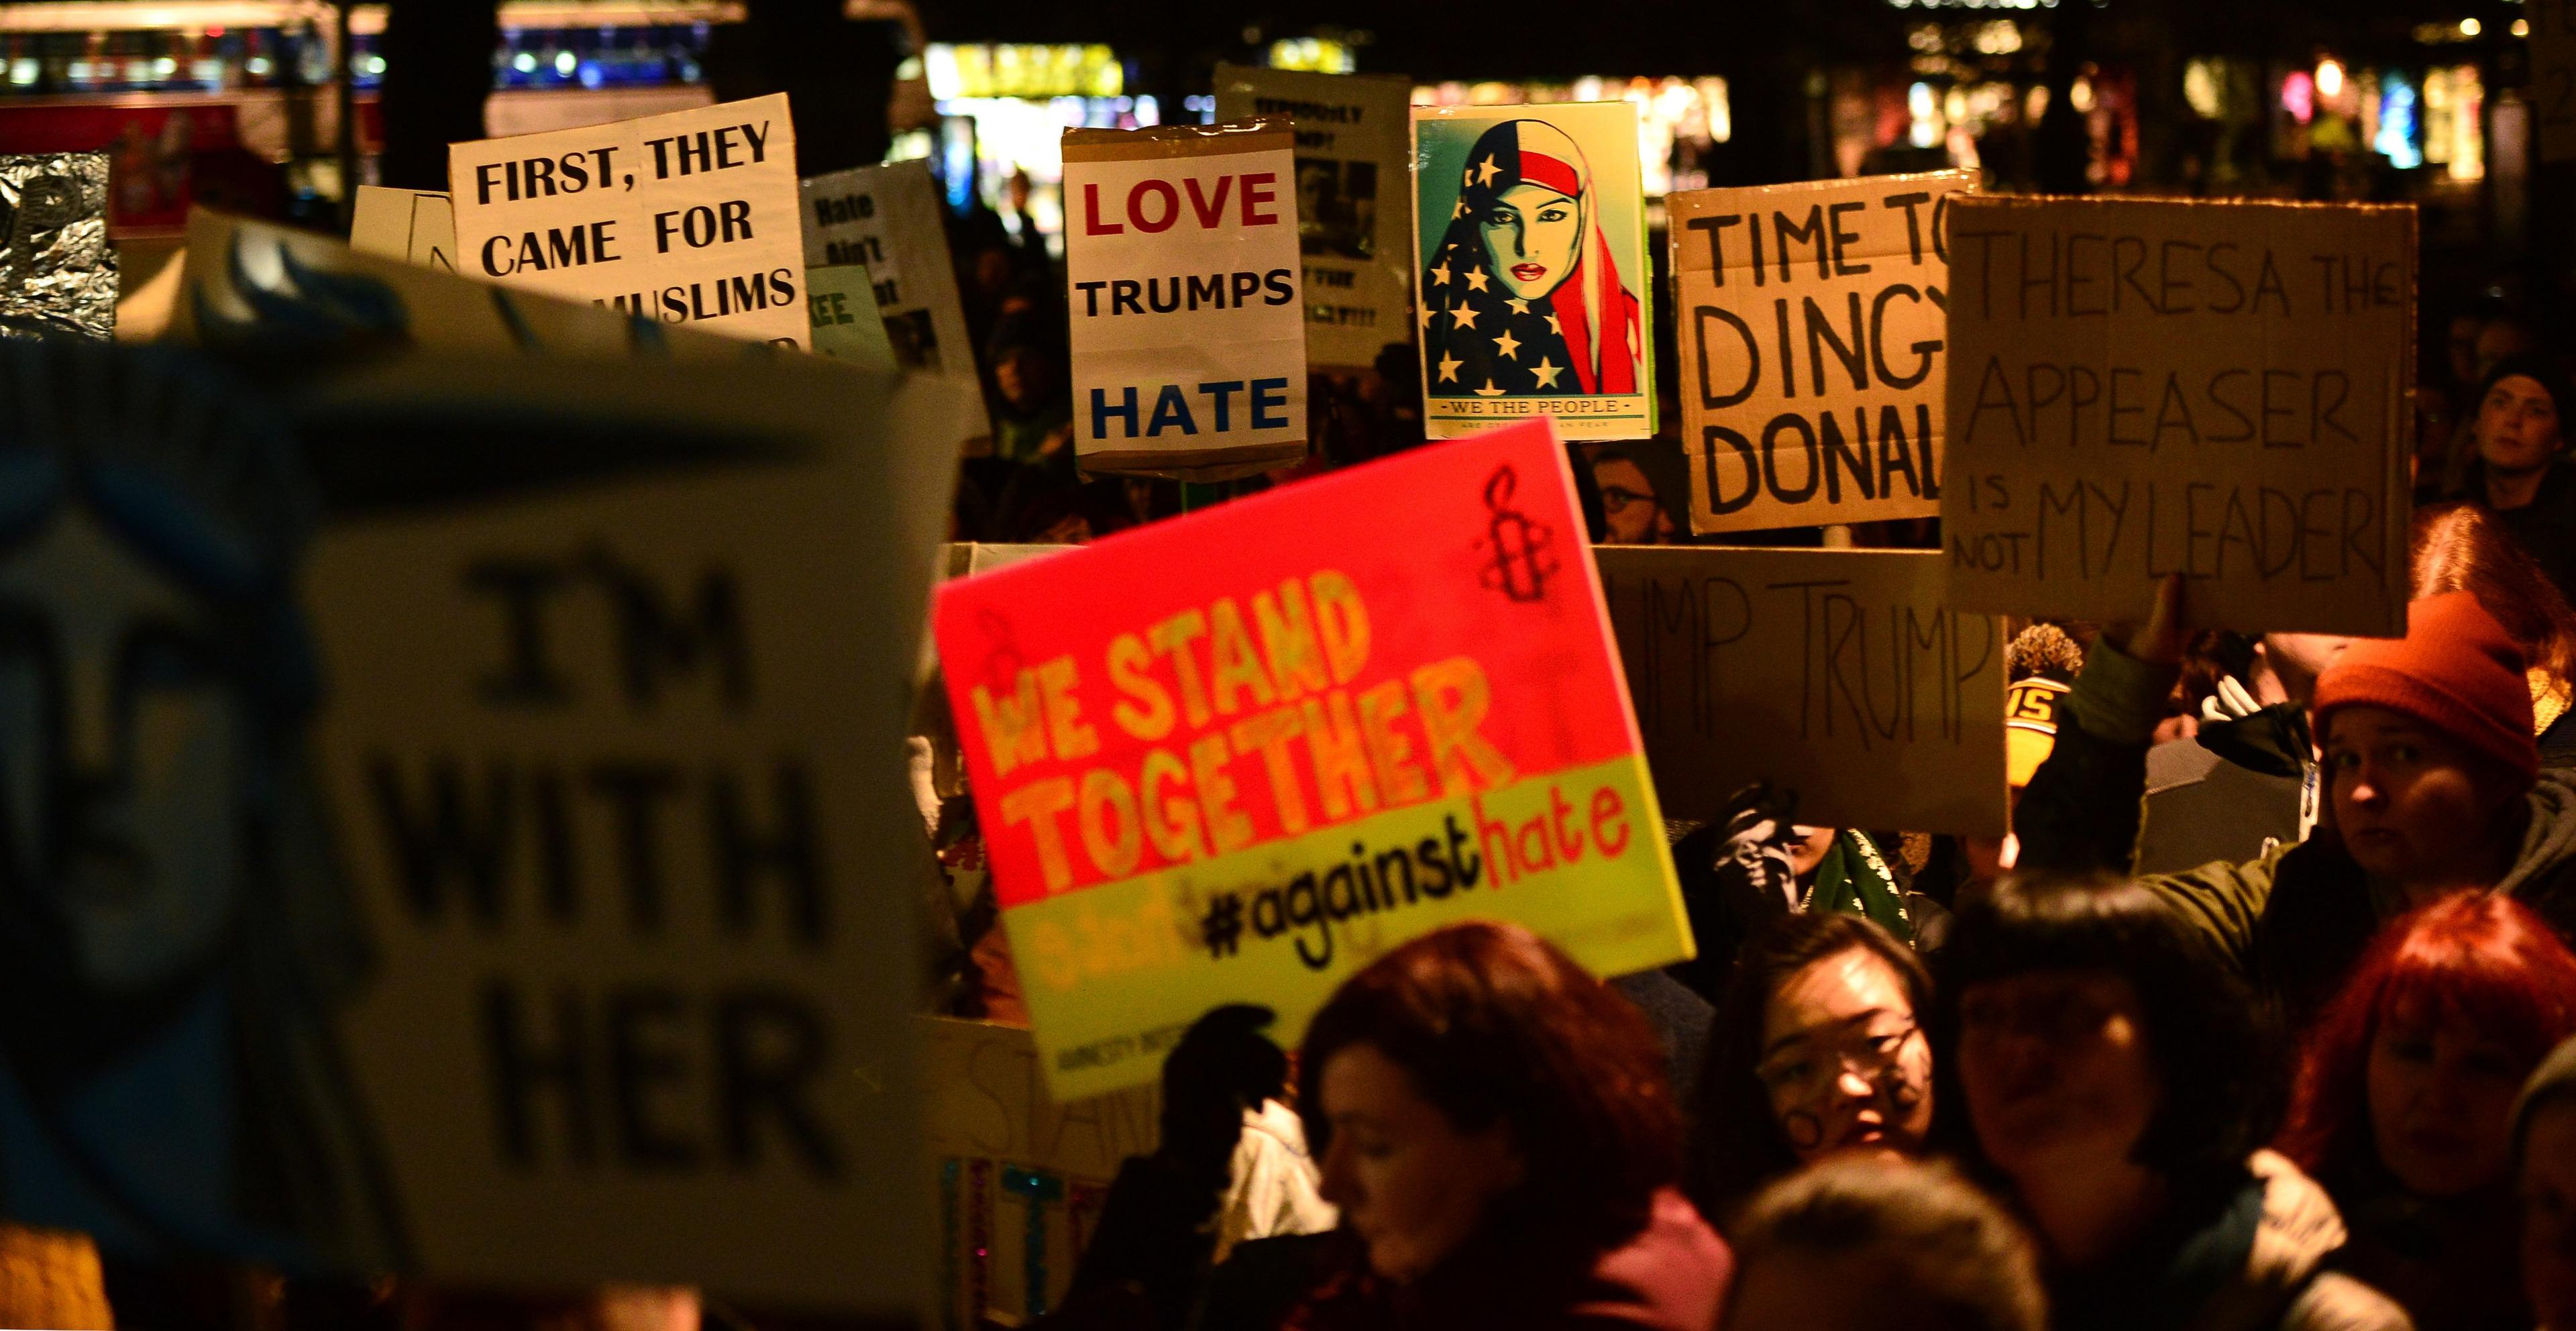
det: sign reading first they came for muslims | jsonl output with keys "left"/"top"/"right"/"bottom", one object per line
{"left": 447, "top": 93, "right": 806, "bottom": 347}
{"left": 936, "top": 417, "right": 1693, "bottom": 1100}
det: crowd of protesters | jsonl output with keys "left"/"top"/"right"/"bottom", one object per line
{"left": 893, "top": 286, "right": 2576, "bottom": 1331}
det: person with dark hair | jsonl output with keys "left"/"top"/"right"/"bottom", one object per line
{"left": 1723, "top": 1157, "right": 2045, "bottom": 1331}
{"left": 2274, "top": 894, "right": 2576, "bottom": 1331}
{"left": 1285, "top": 920, "right": 1732, "bottom": 1330}
{"left": 2514, "top": 1034, "right": 2576, "bottom": 1331}
{"left": 2018, "top": 582, "right": 2576, "bottom": 1030}
{"left": 1664, "top": 782, "right": 1929, "bottom": 1004}
{"left": 1689, "top": 912, "right": 1935, "bottom": 1220}
{"left": 1942, "top": 877, "right": 2409, "bottom": 1331}
{"left": 2451, "top": 352, "right": 2576, "bottom": 601}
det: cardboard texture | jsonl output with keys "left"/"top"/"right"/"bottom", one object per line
{"left": 447, "top": 93, "right": 806, "bottom": 347}
{"left": 1596, "top": 547, "right": 2008, "bottom": 835}
{"left": 1063, "top": 120, "right": 1308, "bottom": 480}
{"left": 1670, "top": 171, "right": 1974, "bottom": 533}
{"left": 351, "top": 186, "right": 458, "bottom": 271}
{"left": 798, "top": 160, "right": 985, "bottom": 403}
{"left": 2539, "top": 0, "right": 2576, "bottom": 164}
{"left": 934, "top": 417, "right": 1690, "bottom": 1100}
{"left": 1412, "top": 101, "right": 1653, "bottom": 440}
{"left": 1214, "top": 66, "right": 1415, "bottom": 369}
{"left": 1939, "top": 196, "right": 2414, "bottom": 635}
{"left": 922, "top": 1017, "right": 1159, "bottom": 1325}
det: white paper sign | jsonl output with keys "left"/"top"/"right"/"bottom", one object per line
{"left": 1062, "top": 121, "right": 1307, "bottom": 479}
{"left": 447, "top": 93, "right": 806, "bottom": 348}
{"left": 1214, "top": 66, "right": 1414, "bottom": 370}
{"left": 799, "top": 160, "right": 979, "bottom": 384}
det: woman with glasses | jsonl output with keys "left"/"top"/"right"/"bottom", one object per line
{"left": 1689, "top": 912, "right": 1935, "bottom": 1221}
{"left": 1943, "top": 877, "right": 2409, "bottom": 1331}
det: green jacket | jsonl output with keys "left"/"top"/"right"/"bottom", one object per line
{"left": 2017, "top": 642, "right": 2576, "bottom": 1028}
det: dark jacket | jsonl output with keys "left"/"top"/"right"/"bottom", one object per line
{"left": 2018, "top": 642, "right": 2576, "bottom": 1028}
{"left": 2136, "top": 704, "right": 2312, "bottom": 877}
{"left": 1281, "top": 1189, "right": 1732, "bottom": 1331}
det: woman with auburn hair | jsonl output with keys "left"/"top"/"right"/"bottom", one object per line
{"left": 2277, "top": 893, "right": 2576, "bottom": 1331}
{"left": 1284, "top": 920, "right": 1731, "bottom": 1331}
{"left": 2411, "top": 501, "right": 2576, "bottom": 763}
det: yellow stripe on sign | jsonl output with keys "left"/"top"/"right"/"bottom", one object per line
{"left": 1003, "top": 752, "right": 1691, "bottom": 1101}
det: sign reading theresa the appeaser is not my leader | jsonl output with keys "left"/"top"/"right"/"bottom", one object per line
{"left": 1674, "top": 172, "right": 1973, "bottom": 533}
{"left": 1940, "top": 197, "right": 2413, "bottom": 635}
{"left": 447, "top": 93, "right": 805, "bottom": 346}
{"left": 1065, "top": 119, "right": 1307, "bottom": 480}
{"left": 936, "top": 418, "right": 1690, "bottom": 1100}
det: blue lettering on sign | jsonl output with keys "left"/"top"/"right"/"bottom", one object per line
{"left": 1089, "top": 380, "right": 1285, "bottom": 438}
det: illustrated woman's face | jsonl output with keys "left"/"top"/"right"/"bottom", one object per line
{"left": 1479, "top": 182, "right": 1580, "bottom": 301}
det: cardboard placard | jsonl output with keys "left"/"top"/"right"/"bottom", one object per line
{"left": 798, "top": 160, "right": 981, "bottom": 384}
{"left": 2538, "top": 0, "right": 2576, "bottom": 164}
{"left": 935, "top": 417, "right": 1690, "bottom": 1100}
{"left": 175, "top": 208, "right": 765, "bottom": 361}
{"left": 1412, "top": 102, "right": 1653, "bottom": 439}
{"left": 0, "top": 343, "right": 959, "bottom": 1315}
{"left": 1670, "top": 171, "right": 1973, "bottom": 533}
{"left": 1214, "top": 66, "right": 1415, "bottom": 370}
{"left": 805, "top": 262, "right": 898, "bottom": 368}
{"left": 1597, "top": 547, "right": 2007, "bottom": 835}
{"left": 447, "top": 93, "right": 806, "bottom": 347}
{"left": 1063, "top": 120, "right": 1308, "bottom": 481}
{"left": 350, "top": 186, "right": 459, "bottom": 271}
{"left": 922, "top": 1017, "right": 1158, "bottom": 1326}
{"left": 1939, "top": 197, "right": 2413, "bottom": 635}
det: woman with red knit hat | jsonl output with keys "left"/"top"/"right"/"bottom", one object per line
{"left": 2017, "top": 580, "right": 2576, "bottom": 1031}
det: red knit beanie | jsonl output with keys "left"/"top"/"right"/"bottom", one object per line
{"left": 2312, "top": 591, "right": 2539, "bottom": 782}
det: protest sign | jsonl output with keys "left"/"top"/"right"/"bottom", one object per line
{"left": 923, "top": 1017, "right": 1159, "bottom": 1326}
{"left": 806, "top": 263, "right": 898, "bottom": 368}
{"left": 1214, "top": 66, "right": 1414, "bottom": 369}
{"left": 1940, "top": 197, "right": 2413, "bottom": 635}
{"left": 2537, "top": 0, "right": 2576, "bottom": 163}
{"left": 799, "top": 160, "right": 980, "bottom": 388}
{"left": 936, "top": 417, "right": 1690, "bottom": 1100}
{"left": 1064, "top": 119, "right": 1307, "bottom": 481}
{"left": 447, "top": 93, "right": 805, "bottom": 347}
{"left": 0, "top": 337, "right": 960, "bottom": 1316}
{"left": 1413, "top": 101, "right": 1652, "bottom": 439}
{"left": 0, "top": 152, "right": 113, "bottom": 339}
{"left": 1596, "top": 547, "right": 2006, "bottom": 835}
{"left": 1670, "top": 170, "right": 1974, "bottom": 533}
{"left": 174, "top": 209, "right": 764, "bottom": 362}
{"left": 351, "top": 186, "right": 458, "bottom": 271}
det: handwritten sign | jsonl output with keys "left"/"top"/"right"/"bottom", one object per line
{"left": 923, "top": 1017, "right": 1157, "bottom": 1325}
{"left": 447, "top": 93, "right": 804, "bottom": 347}
{"left": 1215, "top": 66, "right": 1414, "bottom": 370}
{"left": 1064, "top": 119, "right": 1307, "bottom": 481}
{"left": 1597, "top": 547, "right": 2006, "bottom": 835}
{"left": 1939, "top": 197, "right": 2412, "bottom": 635}
{"left": 806, "top": 263, "right": 898, "bottom": 368}
{"left": 935, "top": 417, "right": 1689, "bottom": 1099}
{"left": 1413, "top": 101, "right": 1653, "bottom": 439}
{"left": 351, "top": 186, "right": 458, "bottom": 270}
{"left": 1671, "top": 172, "right": 1972, "bottom": 533}
{"left": 799, "top": 160, "right": 981, "bottom": 390}
{"left": 2538, "top": 0, "right": 2576, "bottom": 163}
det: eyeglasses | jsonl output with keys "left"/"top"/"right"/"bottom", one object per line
{"left": 1754, "top": 1021, "right": 1922, "bottom": 1107}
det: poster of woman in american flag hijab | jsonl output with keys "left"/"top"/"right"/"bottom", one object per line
{"left": 1411, "top": 102, "right": 1652, "bottom": 439}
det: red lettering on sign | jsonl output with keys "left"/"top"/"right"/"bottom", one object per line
{"left": 1083, "top": 182, "right": 1123, "bottom": 235}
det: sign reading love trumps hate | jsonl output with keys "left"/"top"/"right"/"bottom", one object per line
{"left": 1673, "top": 171, "right": 1972, "bottom": 533}
{"left": 1064, "top": 119, "right": 1307, "bottom": 480}
{"left": 1940, "top": 197, "right": 2413, "bottom": 635}
{"left": 447, "top": 93, "right": 805, "bottom": 347}
{"left": 936, "top": 418, "right": 1692, "bottom": 1100}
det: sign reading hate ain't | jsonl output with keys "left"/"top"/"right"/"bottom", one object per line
{"left": 936, "top": 417, "right": 1690, "bottom": 1100}
{"left": 447, "top": 93, "right": 805, "bottom": 347}
{"left": 1672, "top": 171, "right": 1973, "bottom": 533}
{"left": 1939, "top": 197, "right": 2413, "bottom": 635}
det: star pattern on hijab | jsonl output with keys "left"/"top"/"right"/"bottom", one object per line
{"left": 1427, "top": 238, "right": 1588, "bottom": 394}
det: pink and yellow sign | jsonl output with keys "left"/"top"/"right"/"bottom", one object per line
{"left": 935, "top": 418, "right": 1692, "bottom": 1098}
